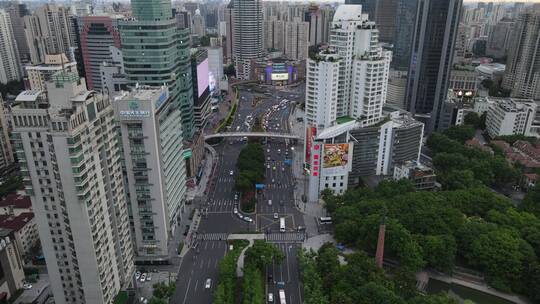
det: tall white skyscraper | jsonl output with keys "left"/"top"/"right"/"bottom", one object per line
{"left": 231, "top": 0, "right": 263, "bottom": 79}
{"left": 192, "top": 9, "right": 206, "bottom": 37}
{"left": 12, "top": 71, "right": 134, "bottom": 304}
{"left": 0, "top": 9, "right": 22, "bottom": 83}
{"left": 305, "top": 52, "right": 341, "bottom": 129}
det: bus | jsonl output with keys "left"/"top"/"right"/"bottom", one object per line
{"left": 279, "top": 217, "right": 285, "bottom": 232}
{"left": 318, "top": 217, "right": 332, "bottom": 225}
{"left": 279, "top": 289, "right": 286, "bottom": 304}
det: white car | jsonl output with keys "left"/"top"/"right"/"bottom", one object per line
{"left": 140, "top": 273, "right": 146, "bottom": 282}
{"left": 146, "top": 274, "right": 152, "bottom": 281}
{"left": 268, "top": 293, "right": 274, "bottom": 302}
{"left": 267, "top": 164, "right": 270, "bottom": 169}
{"left": 23, "top": 283, "right": 32, "bottom": 290}
{"left": 238, "top": 214, "right": 244, "bottom": 220}
{"left": 229, "top": 170, "right": 234, "bottom": 176}
{"left": 135, "top": 272, "right": 141, "bottom": 280}
{"left": 243, "top": 217, "right": 253, "bottom": 223}
{"left": 205, "top": 278, "right": 212, "bottom": 289}
{"left": 233, "top": 207, "right": 238, "bottom": 214}
{"left": 273, "top": 213, "right": 279, "bottom": 219}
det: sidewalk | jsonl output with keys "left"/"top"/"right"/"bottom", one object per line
{"left": 167, "top": 144, "right": 217, "bottom": 263}
{"left": 288, "top": 107, "right": 328, "bottom": 238}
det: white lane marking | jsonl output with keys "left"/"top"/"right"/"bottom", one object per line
{"left": 193, "top": 279, "right": 199, "bottom": 293}
{"left": 182, "top": 277, "right": 192, "bottom": 304}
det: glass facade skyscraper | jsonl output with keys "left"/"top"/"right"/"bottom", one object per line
{"left": 405, "top": 0, "right": 462, "bottom": 132}
{"left": 120, "top": 0, "right": 194, "bottom": 139}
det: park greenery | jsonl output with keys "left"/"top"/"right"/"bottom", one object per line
{"left": 426, "top": 126, "right": 519, "bottom": 189}
{"left": 241, "top": 241, "right": 283, "bottom": 304}
{"left": 235, "top": 142, "right": 265, "bottom": 212}
{"left": 323, "top": 176, "right": 540, "bottom": 301}
{"left": 213, "top": 240, "right": 249, "bottom": 304}
{"left": 298, "top": 244, "right": 459, "bottom": 304}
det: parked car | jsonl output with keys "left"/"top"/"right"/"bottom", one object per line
{"left": 140, "top": 273, "right": 146, "bottom": 282}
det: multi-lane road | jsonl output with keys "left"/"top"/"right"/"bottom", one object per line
{"left": 172, "top": 83, "right": 306, "bottom": 304}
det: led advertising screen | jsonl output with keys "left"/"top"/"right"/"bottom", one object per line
{"left": 271, "top": 73, "right": 289, "bottom": 81}
{"left": 197, "top": 58, "right": 209, "bottom": 98}
{"left": 322, "top": 143, "right": 352, "bottom": 175}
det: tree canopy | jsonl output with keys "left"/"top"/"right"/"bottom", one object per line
{"left": 324, "top": 180, "right": 540, "bottom": 301}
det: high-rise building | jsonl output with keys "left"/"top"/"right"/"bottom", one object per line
{"left": 0, "top": 96, "right": 13, "bottom": 173}
{"left": 392, "top": 0, "right": 417, "bottom": 70}
{"left": 502, "top": 13, "right": 540, "bottom": 100}
{"left": 231, "top": 0, "right": 263, "bottom": 79}
{"left": 79, "top": 16, "right": 121, "bottom": 91}
{"left": 4, "top": 2, "right": 30, "bottom": 64}
{"left": 328, "top": 5, "right": 391, "bottom": 126}
{"left": 192, "top": 9, "right": 205, "bottom": 37}
{"left": 284, "top": 17, "right": 309, "bottom": 60}
{"left": 305, "top": 52, "right": 341, "bottom": 129}
{"left": 114, "top": 86, "right": 187, "bottom": 260}
{"left": 12, "top": 71, "right": 134, "bottom": 304}
{"left": 23, "top": 4, "right": 74, "bottom": 64}
{"left": 263, "top": 17, "right": 284, "bottom": 52}
{"left": 486, "top": 19, "right": 515, "bottom": 59}
{"left": 405, "top": 0, "right": 462, "bottom": 132}
{"left": 99, "top": 46, "right": 128, "bottom": 94}
{"left": 304, "top": 4, "right": 334, "bottom": 47}
{"left": 0, "top": 9, "right": 22, "bottom": 83}
{"left": 120, "top": 0, "right": 195, "bottom": 139}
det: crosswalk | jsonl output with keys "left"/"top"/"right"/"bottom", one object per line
{"left": 265, "top": 232, "right": 305, "bottom": 243}
{"left": 196, "top": 233, "right": 229, "bottom": 241}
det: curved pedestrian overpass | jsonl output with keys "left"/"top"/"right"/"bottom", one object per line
{"left": 204, "top": 132, "right": 300, "bottom": 140}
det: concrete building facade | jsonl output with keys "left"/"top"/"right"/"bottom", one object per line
{"left": 0, "top": 9, "right": 22, "bottom": 84}
{"left": 12, "top": 72, "right": 134, "bottom": 304}
{"left": 485, "top": 97, "right": 539, "bottom": 138}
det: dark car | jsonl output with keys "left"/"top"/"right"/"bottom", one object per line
{"left": 268, "top": 274, "right": 273, "bottom": 282}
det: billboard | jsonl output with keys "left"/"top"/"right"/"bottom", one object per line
{"left": 322, "top": 143, "right": 352, "bottom": 175}
{"left": 305, "top": 126, "right": 317, "bottom": 164}
{"left": 197, "top": 58, "right": 209, "bottom": 98}
{"left": 271, "top": 73, "right": 289, "bottom": 81}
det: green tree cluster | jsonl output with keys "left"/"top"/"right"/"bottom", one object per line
{"left": 325, "top": 180, "right": 540, "bottom": 301}
{"left": 240, "top": 241, "right": 283, "bottom": 304}
{"left": 0, "top": 176, "right": 22, "bottom": 198}
{"left": 213, "top": 240, "right": 249, "bottom": 304}
{"left": 298, "top": 244, "right": 458, "bottom": 304}
{"left": 235, "top": 143, "right": 265, "bottom": 209}
{"left": 148, "top": 282, "right": 175, "bottom": 304}
{"left": 427, "top": 132, "right": 518, "bottom": 189}
{"left": 463, "top": 112, "right": 486, "bottom": 130}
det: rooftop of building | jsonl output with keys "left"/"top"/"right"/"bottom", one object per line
{"left": 116, "top": 85, "right": 167, "bottom": 102}
{"left": 0, "top": 213, "right": 34, "bottom": 232}
{"left": 25, "top": 54, "right": 76, "bottom": 71}
{"left": 15, "top": 90, "right": 43, "bottom": 102}
{"left": 335, "top": 116, "right": 355, "bottom": 124}
{"left": 333, "top": 4, "right": 364, "bottom": 22}
{"left": 490, "top": 97, "right": 538, "bottom": 112}
{"left": 0, "top": 194, "right": 32, "bottom": 209}
{"left": 476, "top": 63, "right": 506, "bottom": 74}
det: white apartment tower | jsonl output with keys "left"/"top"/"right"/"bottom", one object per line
{"left": 305, "top": 52, "right": 341, "bottom": 129}
{"left": 306, "top": 5, "right": 391, "bottom": 130}
{"left": 12, "top": 72, "right": 134, "bottom": 304}
{"left": 0, "top": 9, "right": 22, "bottom": 83}
{"left": 114, "top": 86, "right": 187, "bottom": 261}
{"left": 24, "top": 4, "right": 74, "bottom": 64}
{"left": 231, "top": 0, "right": 264, "bottom": 79}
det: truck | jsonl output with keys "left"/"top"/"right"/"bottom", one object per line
{"left": 279, "top": 289, "right": 286, "bottom": 304}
